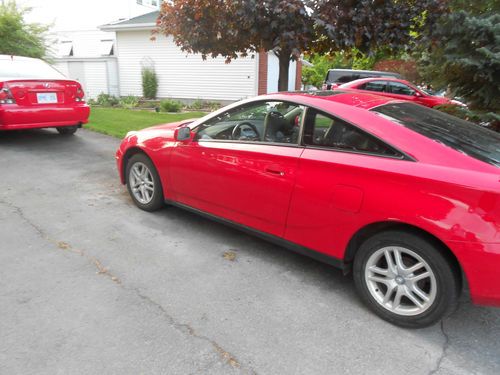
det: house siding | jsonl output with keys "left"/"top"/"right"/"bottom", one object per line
{"left": 53, "top": 58, "right": 119, "bottom": 99}
{"left": 115, "top": 31, "right": 257, "bottom": 101}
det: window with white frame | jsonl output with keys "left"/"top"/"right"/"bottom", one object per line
{"left": 137, "top": 0, "right": 159, "bottom": 7}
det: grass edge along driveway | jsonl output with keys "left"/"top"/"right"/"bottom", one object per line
{"left": 86, "top": 107, "right": 208, "bottom": 138}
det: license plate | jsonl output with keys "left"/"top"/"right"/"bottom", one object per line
{"left": 37, "top": 92, "right": 58, "bottom": 104}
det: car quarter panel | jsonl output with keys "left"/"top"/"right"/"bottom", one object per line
{"left": 449, "top": 241, "right": 500, "bottom": 306}
{"left": 285, "top": 147, "right": 500, "bottom": 255}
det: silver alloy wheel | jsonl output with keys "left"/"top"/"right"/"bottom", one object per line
{"left": 129, "top": 162, "right": 155, "bottom": 204}
{"left": 365, "top": 246, "right": 437, "bottom": 316}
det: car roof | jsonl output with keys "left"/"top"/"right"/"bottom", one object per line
{"left": 0, "top": 55, "right": 39, "bottom": 62}
{"left": 339, "top": 77, "right": 415, "bottom": 87}
{"left": 279, "top": 90, "right": 397, "bottom": 109}
{"left": 245, "top": 91, "right": 497, "bottom": 174}
{"left": 326, "top": 68, "right": 399, "bottom": 75}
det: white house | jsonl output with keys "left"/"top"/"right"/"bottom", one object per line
{"left": 18, "top": 0, "right": 160, "bottom": 99}
{"left": 100, "top": 11, "right": 302, "bottom": 102}
{"left": 51, "top": 30, "right": 120, "bottom": 99}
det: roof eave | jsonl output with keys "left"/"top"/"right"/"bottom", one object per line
{"left": 99, "top": 23, "right": 156, "bottom": 32}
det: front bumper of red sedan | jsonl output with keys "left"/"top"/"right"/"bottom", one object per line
{"left": 0, "top": 103, "right": 90, "bottom": 130}
{"left": 451, "top": 241, "right": 500, "bottom": 307}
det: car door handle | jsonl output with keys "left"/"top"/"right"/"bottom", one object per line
{"left": 266, "top": 168, "right": 285, "bottom": 176}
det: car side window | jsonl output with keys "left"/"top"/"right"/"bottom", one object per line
{"left": 302, "top": 109, "right": 401, "bottom": 157}
{"left": 195, "top": 101, "right": 303, "bottom": 145}
{"left": 359, "top": 81, "right": 387, "bottom": 92}
{"left": 388, "top": 82, "right": 415, "bottom": 96}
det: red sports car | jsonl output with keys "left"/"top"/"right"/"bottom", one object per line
{"left": 337, "top": 77, "right": 465, "bottom": 108}
{"left": 116, "top": 91, "right": 500, "bottom": 328}
{"left": 0, "top": 55, "right": 89, "bottom": 134}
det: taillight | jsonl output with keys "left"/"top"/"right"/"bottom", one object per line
{"left": 75, "top": 87, "right": 85, "bottom": 102}
{"left": 0, "top": 88, "right": 16, "bottom": 104}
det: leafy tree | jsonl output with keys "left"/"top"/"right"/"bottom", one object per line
{"left": 302, "top": 54, "right": 348, "bottom": 89}
{"left": 0, "top": 1, "right": 50, "bottom": 58}
{"left": 157, "top": 0, "right": 445, "bottom": 92}
{"left": 417, "top": 2, "right": 500, "bottom": 110}
{"left": 447, "top": 0, "right": 500, "bottom": 15}
{"left": 302, "top": 51, "right": 380, "bottom": 89}
{"left": 309, "top": 1, "right": 446, "bottom": 56}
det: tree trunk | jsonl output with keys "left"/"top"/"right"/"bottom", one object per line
{"left": 277, "top": 51, "right": 291, "bottom": 92}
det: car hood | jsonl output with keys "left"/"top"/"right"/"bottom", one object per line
{"left": 145, "top": 118, "right": 199, "bottom": 131}
{"left": 123, "top": 118, "right": 200, "bottom": 146}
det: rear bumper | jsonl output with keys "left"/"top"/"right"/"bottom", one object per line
{"left": 450, "top": 241, "right": 500, "bottom": 307}
{"left": 0, "top": 104, "right": 90, "bottom": 130}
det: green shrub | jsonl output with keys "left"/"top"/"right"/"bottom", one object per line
{"left": 119, "top": 95, "right": 139, "bottom": 109}
{"left": 137, "top": 100, "right": 160, "bottom": 109}
{"left": 160, "top": 99, "right": 182, "bottom": 113}
{"left": 189, "top": 99, "right": 204, "bottom": 110}
{"left": 96, "top": 93, "right": 119, "bottom": 107}
{"left": 142, "top": 68, "right": 158, "bottom": 99}
{"left": 206, "top": 101, "right": 222, "bottom": 111}
{"left": 187, "top": 99, "right": 221, "bottom": 111}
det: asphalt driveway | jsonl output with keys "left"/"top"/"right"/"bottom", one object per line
{"left": 1, "top": 128, "right": 499, "bottom": 375}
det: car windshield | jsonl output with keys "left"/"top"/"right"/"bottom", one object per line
{"left": 372, "top": 103, "right": 500, "bottom": 168}
{"left": 0, "top": 57, "right": 66, "bottom": 79}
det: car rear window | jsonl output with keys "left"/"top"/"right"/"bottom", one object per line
{"left": 372, "top": 103, "right": 500, "bottom": 168}
{"left": 0, "top": 58, "right": 66, "bottom": 79}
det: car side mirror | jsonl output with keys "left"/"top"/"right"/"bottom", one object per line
{"left": 175, "top": 126, "right": 192, "bottom": 141}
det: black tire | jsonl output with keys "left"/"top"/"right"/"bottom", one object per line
{"left": 353, "top": 230, "right": 460, "bottom": 328}
{"left": 125, "top": 153, "right": 164, "bottom": 212}
{"left": 57, "top": 126, "right": 78, "bottom": 135}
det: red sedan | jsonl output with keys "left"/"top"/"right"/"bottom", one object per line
{"left": 337, "top": 77, "right": 464, "bottom": 108}
{"left": 0, "top": 55, "right": 89, "bottom": 134}
{"left": 116, "top": 91, "right": 500, "bottom": 328}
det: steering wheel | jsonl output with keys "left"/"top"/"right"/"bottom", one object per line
{"left": 232, "top": 121, "right": 260, "bottom": 140}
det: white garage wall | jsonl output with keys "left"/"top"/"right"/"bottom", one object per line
{"left": 83, "top": 61, "right": 108, "bottom": 99}
{"left": 267, "top": 52, "right": 297, "bottom": 94}
{"left": 115, "top": 31, "right": 257, "bottom": 101}
{"left": 52, "top": 58, "right": 119, "bottom": 99}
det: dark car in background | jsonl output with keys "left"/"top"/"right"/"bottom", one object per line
{"left": 322, "top": 69, "right": 401, "bottom": 90}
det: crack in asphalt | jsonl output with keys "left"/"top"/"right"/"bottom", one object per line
{"left": 428, "top": 320, "right": 451, "bottom": 375}
{"left": 133, "top": 288, "right": 257, "bottom": 374}
{"left": 1, "top": 198, "right": 257, "bottom": 374}
{"left": 0, "top": 198, "right": 121, "bottom": 285}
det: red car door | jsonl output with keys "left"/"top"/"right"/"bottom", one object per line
{"left": 284, "top": 108, "right": 406, "bottom": 258}
{"left": 169, "top": 101, "right": 305, "bottom": 237}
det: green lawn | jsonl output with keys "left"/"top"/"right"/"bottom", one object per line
{"left": 86, "top": 108, "right": 208, "bottom": 138}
